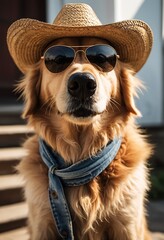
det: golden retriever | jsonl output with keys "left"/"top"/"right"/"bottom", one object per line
{"left": 17, "top": 37, "right": 152, "bottom": 240}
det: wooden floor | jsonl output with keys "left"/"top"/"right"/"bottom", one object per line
{"left": 0, "top": 125, "right": 32, "bottom": 238}
{"left": 0, "top": 227, "right": 29, "bottom": 240}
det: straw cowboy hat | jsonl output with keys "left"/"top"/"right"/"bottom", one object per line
{"left": 7, "top": 3, "right": 153, "bottom": 74}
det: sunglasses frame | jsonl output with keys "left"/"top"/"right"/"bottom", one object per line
{"left": 41, "top": 44, "right": 119, "bottom": 73}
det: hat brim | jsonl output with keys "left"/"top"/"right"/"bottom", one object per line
{"left": 7, "top": 18, "right": 153, "bottom": 73}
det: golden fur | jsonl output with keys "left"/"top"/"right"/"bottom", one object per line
{"left": 17, "top": 37, "right": 152, "bottom": 240}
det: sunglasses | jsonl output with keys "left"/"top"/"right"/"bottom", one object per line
{"left": 41, "top": 44, "right": 118, "bottom": 73}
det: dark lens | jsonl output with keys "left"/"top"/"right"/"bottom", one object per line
{"left": 86, "top": 45, "right": 117, "bottom": 72}
{"left": 44, "top": 46, "right": 74, "bottom": 73}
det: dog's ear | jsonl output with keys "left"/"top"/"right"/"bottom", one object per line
{"left": 119, "top": 67, "right": 142, "bottom": 116}
{"left": 16, "top": 63, "right": 41, "bottom": 119}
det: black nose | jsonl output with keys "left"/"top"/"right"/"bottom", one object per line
{"left": 68, "top": 72, "right": 97, "bottom": 100}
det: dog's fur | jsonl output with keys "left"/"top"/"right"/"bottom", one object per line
{"left": 17, "top": 37, "right": 152, "bottom": 240}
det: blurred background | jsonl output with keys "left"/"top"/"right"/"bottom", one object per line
{"left": 0, "top": 0, "right": 163, "bottom": 239}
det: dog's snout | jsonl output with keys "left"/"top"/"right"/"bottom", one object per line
{"left": 68, "top": 72, "right": 97, "bottom": 100}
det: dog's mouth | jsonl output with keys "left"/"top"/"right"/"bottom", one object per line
{"left": 66, "top": 98, "right": 98, "bottom": 118}
{"left": 57, "top": 103, "right": 106, "bottom": 125}
{"left": 70, "top": 106, "right": 97, "bottom": 118}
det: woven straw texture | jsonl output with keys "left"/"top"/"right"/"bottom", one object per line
{"left": 7, "top": 3, "right": 153, "bottom": 73}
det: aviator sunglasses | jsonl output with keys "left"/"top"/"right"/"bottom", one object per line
{"left": 42, "top": 44, "right": 119, "bottom": 73}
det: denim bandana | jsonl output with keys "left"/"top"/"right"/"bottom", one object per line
{"left": 39, "top": 137, "right": 121, "bottom": 240}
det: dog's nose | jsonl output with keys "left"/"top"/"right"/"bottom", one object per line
{"left": 68, "top": 72, "right": 97, "bottom": 100}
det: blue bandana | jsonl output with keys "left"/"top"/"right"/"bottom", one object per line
{"left": 39, "top": 137, "right": 121, "bottom": 240}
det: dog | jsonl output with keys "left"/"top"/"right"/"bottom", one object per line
{"left": 16, "top": 36, "right": 153, "bottom": 240}
{"left": 7, "top": 3, "right": 153, "bottom": 240}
